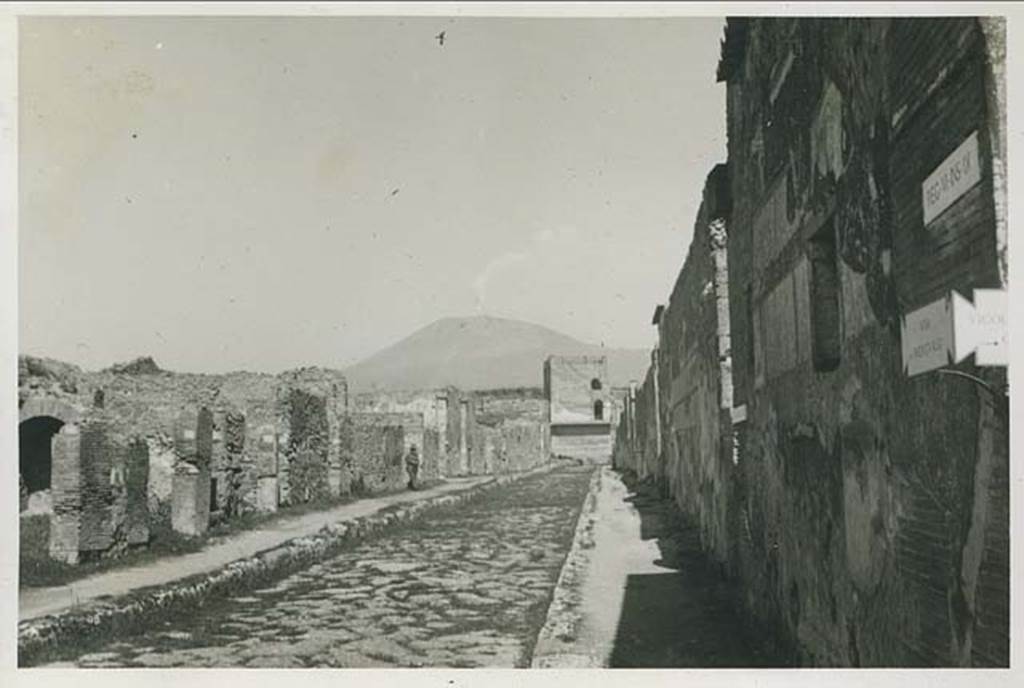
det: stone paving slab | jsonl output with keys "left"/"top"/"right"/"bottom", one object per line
{"left": 28, "top": 464, "right": 597, "bottom": 668}
{"left": 20, "top": 475, "right": 493, "bottom": 622}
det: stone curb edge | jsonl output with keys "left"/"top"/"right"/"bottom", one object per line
{"left": 18, "top": 463, "right": 557, "bottom": 667}
{"left": 530, "top": 465, "right": 604, "bottom": 668}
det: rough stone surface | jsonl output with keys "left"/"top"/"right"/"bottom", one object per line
{"left": 19, "top": 464, "right": 580, "bottom": 668}
{"left": 616, "top": 17, "right": 1009, "bottom": 668}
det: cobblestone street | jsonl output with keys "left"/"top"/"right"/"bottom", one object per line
{"left": 40, "top": 465, "right": 595, "bottom": 668}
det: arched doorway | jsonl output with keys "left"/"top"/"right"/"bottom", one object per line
{"left": 19, "top": 415, "right": 64, "bottom": 495}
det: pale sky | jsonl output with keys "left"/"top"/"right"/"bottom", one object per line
{"left": 19, "top": 15, "right": 726, "bottom": 373}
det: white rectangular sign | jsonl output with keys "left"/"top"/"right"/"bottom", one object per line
{"left": 922, "top": 131, "right": 982, "bottom": 225}
{"left": 901, "top": 296, "right": 954, "bottom": 377}
{"left": 953, "top": 289, "right": 1008, "bottom": 366}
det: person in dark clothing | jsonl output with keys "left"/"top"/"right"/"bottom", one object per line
{"left": 405, "top": 444, "right": 421, "bottom": 490}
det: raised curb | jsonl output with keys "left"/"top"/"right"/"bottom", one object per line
{"left": 530, "top": 465, "right": 604, "bottom": 668}
{"left": 19, "top": 463, "right": 555, "bottom": 667}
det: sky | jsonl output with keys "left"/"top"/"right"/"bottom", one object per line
{"left": 18, "top": 15, "right": 727, "bottom": 374}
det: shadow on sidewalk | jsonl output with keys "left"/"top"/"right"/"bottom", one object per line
{"left": 609, "top": 472, "right": 794, "bottom": 668}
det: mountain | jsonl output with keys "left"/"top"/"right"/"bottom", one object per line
{"left": 343, "top": 315, "right": 650, "bottom": 392}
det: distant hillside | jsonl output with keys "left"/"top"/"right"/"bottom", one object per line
{"left": 343, "top": 316, "right": 650, "bottom": 392}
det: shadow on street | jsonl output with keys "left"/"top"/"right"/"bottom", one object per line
{"left": 609, "top": 473, "right": 794, "bottom": 668}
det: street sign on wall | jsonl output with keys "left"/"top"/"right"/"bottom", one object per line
{"left": 901, "top": 296, "right": 954, "bottom": 377}
{"left": 901, "top": 288, "right": 1008, "bottom": 377}
{"left": 952, "top": 288, "right": 1008, "bottom": 366}
{"left": 922, "top": 131, "right": 982, "bottom": 225}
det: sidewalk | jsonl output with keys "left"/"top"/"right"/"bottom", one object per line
{"left": 533, "top": 466, "right": 789, "bottom": 667}
{"left": 19, "top": 475, "right": 490, "bottom": 622}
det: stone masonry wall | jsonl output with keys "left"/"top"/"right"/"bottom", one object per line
{"left": 345, "top": 414, "right": 407, "bottom": 494}
{"left": 22, "top": 358, "right": 550, "bottom": 564}
{"left": 616, "top": 17, "right": 1008, "bottom": 668}
{"left": 49, "top": 425, "right": 81, "bottom": 564}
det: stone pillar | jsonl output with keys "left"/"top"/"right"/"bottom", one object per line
{"left": 171, "top": 408, "right": 211, "bottom": 536}
{"left": 433, "top": 395, "right": 448, "bottom": 479}
{"left": 276, "top": 428, "right": 291, "bottom": 505}
{"left": 79, "top": 421, "right": 114, "bottom": 556}
{"left": 337, "top": 415, "right": 354, "bottom": 496}
{"left": 327, "top": 409, "right": 343, "bottom": 498}
{"left": 255, "top": 424, "right": 279, "bottom": 513}
{"left": 125, "top": 438, "right": 150, "bottom": 546}
{"left": 423, "top": 428, "right": 440, "bottom": 482}
{"left": 459, "top": 399, "right": 469, "bottom": 475}
{"left": 172, "top": 466, "right": 207, "bottom": 536}
{"left": 210, "top": 420, "right": 226, "bottom": 513}
{"left": 222, "top": 411, "right": 246, "bottom": 516}
{"left": 384, "top": 424, "right": 406, "bottom": 489}
{"left": 49, "top": 424, "right": 81, "bottom": 564}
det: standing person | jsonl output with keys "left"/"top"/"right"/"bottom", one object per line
{"left": 405, "top": 444, "right": 421, "bottom": 490}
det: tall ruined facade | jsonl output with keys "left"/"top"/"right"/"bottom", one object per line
{"left": 721, "top": 17, "right": 1007, "bottom": 666}
{"left": 616, "top": 17, "right": 1008, "bottom": 667}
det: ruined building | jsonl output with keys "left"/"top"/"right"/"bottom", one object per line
{"left": 350, "top": 386, "right": 551, "bottom": 477}
{"left": 544, "top": 355, "right": 614, "bottom": 463}
{"left": 19, "top": 354, "right": 554, "bottom": 565}
{"left": 615, "top": 17, "right": 1008, "bottom": 666}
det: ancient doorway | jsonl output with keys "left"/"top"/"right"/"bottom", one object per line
{"left": 19, "top": 415, "right": 64, "bottom": 507}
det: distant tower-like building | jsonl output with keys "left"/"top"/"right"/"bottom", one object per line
{"left": 543, "top": 355, "right": 612, "bottom": 463}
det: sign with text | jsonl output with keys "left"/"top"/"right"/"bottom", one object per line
{"left": 952, "top": 289, "right": 1007, "bottom": 366}
{"left": 922, "top": 131, "right": 982, "bottom": 225}
{"left": 901, "top": 296, "right": 954, "bottom": 377}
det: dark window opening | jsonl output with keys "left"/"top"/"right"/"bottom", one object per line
{"left": 809, "top": 218, "right": 842, "bottom": 372}
{"left": 590, "top": 378, "right": 602, "bottom": 391}
{"left": 594, "top": 400, "right": 604, "bottom": 421}
{"left": 210, "top": 476, "right": 219, "bottom": 512}
{"left": 19, "top": 416, "right": 64, "bottom": 494}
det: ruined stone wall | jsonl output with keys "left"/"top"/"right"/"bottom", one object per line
{"left": 344, "top": 414, "right": 408, "bottom": 494}
{"left": 351, "top": 386, "right": 548, "bottom": 478}
{"left": 350, "top": 389, "right": 447, "bottom": 434}
{"left": 354, "top": 387, "right": 497, "bottom": 478}
{"left": 624, "top": 365, "right": 658, "bottom": 480}
{"left": 494, "top": 419, "right": 549, "bottom": 473}
{"left": 275, "top": 368, "right": 348, "bottom": 506}
{"left": 214, "top": 373, "right": 281, "bottom": 514}
{"left": 636, "top": 164, "right": 737, "bottom": 566}
{"left": 473, "top": 388, "right": 547, "bottom": 425}
{"left": 612, "top": 17, "right": 1007, "bottom": 667}
{"left": 715, "top": 17, "right": 1008, "bottom": 667}
{"left": 18, "top": 359, "right": 361, "bottom": 561}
